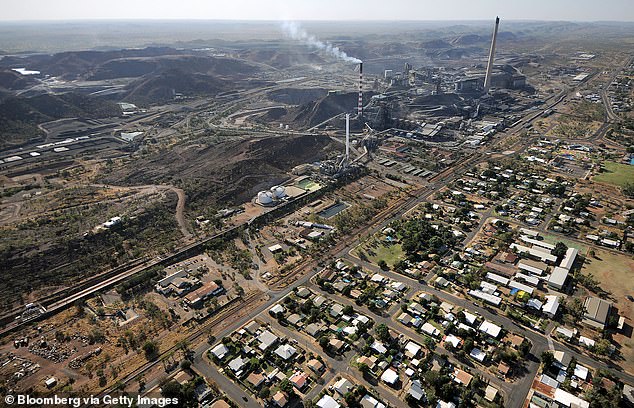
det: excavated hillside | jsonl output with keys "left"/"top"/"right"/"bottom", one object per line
{"left": 101, "top": 134, "right": 336, "bottom": 208}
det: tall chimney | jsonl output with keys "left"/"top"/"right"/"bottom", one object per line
{"left": 357, "top": 62, "right": 363, "bottom": 119}
{"left": 345, "top": 113, "right": 350, "bottom": 160}
{"left": 483, "top": 16, "right": 500, "bottom": 93}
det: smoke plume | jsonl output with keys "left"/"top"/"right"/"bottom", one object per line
{"left": 281, "top": 21, "right": 361, "bottom": 64}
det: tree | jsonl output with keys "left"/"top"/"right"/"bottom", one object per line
{"left": 258, "top": 387, "right": 271, "bottom": 399}
{"left": 180, "top": 360, "right": 191, "bottom": 370}
{"left": 343, "top": 305, "right": 354, "bottom": 315}
{"left": 553, "top": 242, "right": 568, "bottom": 259}
{"left": 540, "top": 351, "right": 554, "bottom": 368}
{"left": 377, "top": 260, "right": 388, "bottom": 270}
{"left": 375, "top": 323, "right": 390, "bottom": 342}
{"left": 142, "top": 341, "right": 159, "bottom": 360}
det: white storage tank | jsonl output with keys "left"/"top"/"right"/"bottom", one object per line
{"left": 257, "top": 191, "right": 273, "bottom": 205}
{"left": 271, "top": 186, "right": 286, "bottom": 198}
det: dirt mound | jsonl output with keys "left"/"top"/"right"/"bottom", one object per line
{"left": 101, "top": 134, "right": 335, "bottom": 206}
{"left": 0, "top": 70, "right": 39, "bottom": 91}
{"left": 274, "top": 92, "right": 373, "bottom": 129}
{"left": 0, "top": 93, "right": 120, "bottom": 149}
{"left": 124, "top": 69, "right": 231, "bottom": 105}
{"left": 267, "top": 88, "right": 328, "bottom": 105}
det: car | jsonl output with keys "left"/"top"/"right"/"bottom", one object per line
{"left": 626, "top": 295, "right": 634, "bottom": 302}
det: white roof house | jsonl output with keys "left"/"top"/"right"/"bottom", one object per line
{"left": 421, "top": 322, "right": 440, "bottom": 337}
{"left": 404, "top": 340, "right": 422, "bottom": 358}
{"left": 559, "top": 247, "right": 578, "bottom": 271}
{"left": 548, "top": 267, "right": 569, "bottom": 290}
{"left": 257, "top": 330, "right": 279, "bottom": 351}
{"left": 468, "top": 289, "right": 502, "bottom": 305}
{"left": 210, "top": 343, "right": 229, "bottom": 359}
{"left": 228, "top": 356, "right": 246, "bottom": 372}
{"left": 274, "top": 344, "right": 297, "bottom": 360}
{"left": 360, "top": 394, "right": 386, "bottom": 408}
{"left": 317, "top": 395, "right": 341, "bottom": 408}
{"left": 333, "top": 378, "right": 353, "bottom": 395}
{"left": 509, "top": 280, "right": 534, "bottom": 295}
{"left": 445, "top": 334, "right": 462, "bottom": 348}
{"left": 462, "top": 311, "right": 478, "bottom": 326}
{"left": 469, "top": 348, "right": 487, "bottom": 362}
{"left": 371, "top": 341, "right": 388, "bottom": 354}
{"left": 542, "top": 295, "right": 560, "bottom": 317}
{"left": 553, "top": 388, "right": 589, "bottom": 408}
{"left": 479, "top": 321, "right": 502, "bottom": 338}
{"left": 486, "top": 272, "right": 509, "bottom": 286}
{"left": 380, "top": 368, "right": 399, "bottom": 385}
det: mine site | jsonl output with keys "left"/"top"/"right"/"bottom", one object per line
{"left": 1, "top": 2, "right": 634, "bottom": 408}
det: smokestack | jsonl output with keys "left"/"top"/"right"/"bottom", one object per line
{"left": 357, "top": 62, "right": 363, "bottom": 119}
{"left": 483, "top": 16, "right": 500, "bottom": 93}
{"left": 345, "top": 113, "right": 350, "bottom": 160}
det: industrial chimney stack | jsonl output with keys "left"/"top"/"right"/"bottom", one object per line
{"left": 345, "top": 113, "right": 350, "bottom": 161}
{"left": 483, "top": 16, "right": 500, "bottom": 93}
{"left": 357, "top": 62, "right": 363, "bottom": 119}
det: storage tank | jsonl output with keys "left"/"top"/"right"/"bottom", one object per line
{"left": 271, "top": 186, "right": 286, "bottom": 198}
{"left": 257, "top": 191, "right": 273, "bottom": 205}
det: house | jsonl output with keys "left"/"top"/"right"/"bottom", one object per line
{"left": 479, "top": 320, "right": 502, "bottom": 338}
{"left": 408, "top": 379, "right": 425, "bottom": 401}
{"left": 307, "top": 358, "right": 325, "bottom": 373}
{"left": 548, "top": 267, "right": 569, "bottom": 290}
{"left": 469, "top": 348, "right": 486, "bottom": 363}
{"left": 313, "top": 295, "right": 327, "bottom": 308}
{"left": 269, "top": 304, "right": 286, "bottom": 316}
{"left": 582, "top": 297, "right": 611, "bottom": 330}
{"left": 330, "top": 303, "right": 344, "bottom": 318}
{"left": 553, "top": 388, "right": 589, "bottom": 408}
{"left": 436, "top": 401, "right": 456, "bottom": 408}
{"left": 357, "top": 355, "right": 377, "bottom": 370}
{"left": 380, "top": 368, "right": 399, "bottom": 386}
{"left": 485, "top": 385, "right": 499, "bottom": 402}
{"left": 272, "top": 391, "right": 288, "bottom": 407}
{"left": 360, "top": 394, "right": 386, "bottom": 408}
{"left": 333, "top": 378, "right": 354, "bottom": 395}
{"left": 317, "top": 395, "right": 340, "bottom": 408}
{"left": 444, "top": 334, "right": 462, "bottom": 349}
{"left": 290, "top": 371, "right": 309, "bottom": 390}
{"left": 404, "top": 340, "right": 422, "bottom": 358}
{"left": 247, "top": 372, "right": 265, "bottom": 388}
{"left": 305, "top": 323, "right": 324, "bottom": 337}
{"left": 274, "top": 344, "right": 297, "bottom": 360}
{"left": 371, "top": 341, "right": 388, "bottom": 354}
{"left": 287, "top": 314, "right": 302, "bottom": 326}
{"left": 559, "top": 247, "right": 578, "bottom": 271}
{"left": 228, "top": 356, "right": 246, "bottom": 373}
{"left": 329, "top": 338, "right": 345, "bottom": 353}
{"left": 244, "top": 321, "right": 260, "bottom": 334}
{"left": 210, "top": 343, "right": 229, "bottom": 360}
{"left": 453, "top": 368, "right": 473, "bottom": 386}
{"left": 257, "top": 330, "right": 279, "bottom": 351}
{"left": 183, "top": 281, "right": 223, "bottom": 307}
{"left": 542, "top": 295, "right": 560, "bottom": 318}
{"left": 497, "top": 362, "right": 510, "bottom": 377}
{"left": 421, "top": 322, "right": 440, "bottom": 337}
{"left": 45, "top": 377, "right": 57, "bottom": 388}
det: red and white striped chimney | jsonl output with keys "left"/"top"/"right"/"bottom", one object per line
{"left": 357, "top": 61, "right": 363, "bottom": 119}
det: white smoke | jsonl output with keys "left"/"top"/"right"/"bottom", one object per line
{"left": 281, "top": 21, "right": 361, "bottom": 64}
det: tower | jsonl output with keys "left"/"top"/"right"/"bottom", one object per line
{"left": 483, "top": 16, "right": 500, "bottom": 93}
{"left": 357, "top": 62, "right": 363, "bottom": 119}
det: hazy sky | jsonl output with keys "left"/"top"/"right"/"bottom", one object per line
{"left": 2, "top": 0, "right": 634, "bottom": 22}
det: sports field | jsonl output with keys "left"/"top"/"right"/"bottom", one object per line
{"left": 593, "top": 161, "right": 634, "bottom": 187}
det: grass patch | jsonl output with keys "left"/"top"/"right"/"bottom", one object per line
{"left": 540, "top": 234, "right": 589, "bottom": 253}
{"left": 594, "top": 161, "right": 634, "bottom": 187}
{"left": 355, "top": 239, "right": 404, "bottom": 267}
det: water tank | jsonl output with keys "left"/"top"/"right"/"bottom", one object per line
{"left": 271, "top": 186, "right": 286, "bottom": 198}
{"left": 257, "top": 191, "right": 273, "bottom": 205}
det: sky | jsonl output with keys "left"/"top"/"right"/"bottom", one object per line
{"left": 2, "top": 0, "right": 633, "bottom": 22}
